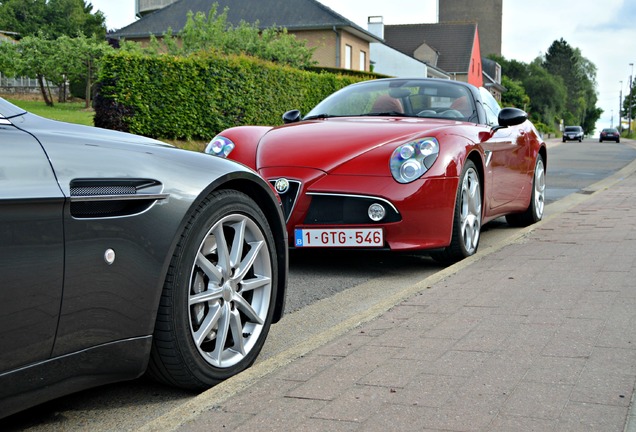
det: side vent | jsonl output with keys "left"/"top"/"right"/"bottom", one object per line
{"left": 69, "top": 179, "right": 168, "bottom": 218}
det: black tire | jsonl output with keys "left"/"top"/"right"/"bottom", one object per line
{"left": 506, "top": 154, "right": 545, "bottom": 227}
{"left": 431, "top": 160, "right": 482, "bottom": 264}
{"left": 148, "top": 190, "right": 278, "bottom": 390}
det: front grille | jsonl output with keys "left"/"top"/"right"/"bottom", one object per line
{"left": 304, "top": 194, "right": 401, "bottom": 224}
{"left": 70, "top": 185, "right": 137, "bottom": 196}
{"left": 269, "top": 179, "right": 301, "bottom": 222}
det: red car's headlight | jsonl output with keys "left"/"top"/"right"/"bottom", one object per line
{"left": 205, "top": 135, "right": 235, "bottom": 158}
{"left": 389, "top": 138, "right": 440, "bottom": 183}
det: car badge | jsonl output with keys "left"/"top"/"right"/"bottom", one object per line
{"left": 274, "top": 178, "right": 290, "bottom": 194}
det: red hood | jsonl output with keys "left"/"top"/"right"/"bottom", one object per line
{"left": 256, "top": 117, "right": 456, "bottom": 172}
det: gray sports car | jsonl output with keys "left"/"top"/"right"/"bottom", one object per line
{"left": 0, "top": 97, "right": 288, "bottom": 418}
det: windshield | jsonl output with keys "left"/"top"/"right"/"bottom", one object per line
{"left": 305, "top": 79, "right": 477, "bottom": 123}
{"left": 564, "top": 126, "right": 581, "bottom": 132}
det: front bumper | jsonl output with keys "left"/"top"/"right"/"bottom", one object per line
{"left": 261, "top": 168, "right": 459, "bottom": 252}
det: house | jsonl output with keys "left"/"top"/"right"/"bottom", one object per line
{"left": 438, "top": 0, "right": 502, "bottom": 58}
{"left": 366, "top": 16, "right": 450, "bottom": 80}
{"left": 482, "top": 57, "right": 505, "bottom": 102}
{"left": 109, "top": 0, "right": 383, "bottom": 72}
{"left": 382, "top": 22, "right": 484, "bottom": 88}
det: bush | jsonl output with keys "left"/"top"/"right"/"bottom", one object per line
{"left": 94, "top": 51, "right": 369, "bottom": 140}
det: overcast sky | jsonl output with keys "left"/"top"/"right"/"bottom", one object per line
{"left": 90, "top": 0, "right": 636, "bottom": 133}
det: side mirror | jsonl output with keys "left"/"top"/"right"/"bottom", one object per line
{"left": 498, "top": 107, "right": 527, "bottom": 127}
{"left": 282, "top": 110, "right": 302, "bottom": 124}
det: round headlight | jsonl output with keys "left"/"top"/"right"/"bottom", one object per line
{"left": 368, "top": 203, "right": 386, "bottom": 221}
{"left": 400, "top": 160, "right": 423, "bottom": 182}
{"left": 418, "top": 139, "right": 439, "bottom": 156}
{"left": 399, "top": 144, "right": 415, "bottom": 159}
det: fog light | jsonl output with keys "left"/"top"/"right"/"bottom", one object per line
{"left": 368, "top": 203, "right": 386, "bottom": 221}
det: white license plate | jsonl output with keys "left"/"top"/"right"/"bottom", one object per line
{"left": 294, "top": 228, "right": 383, "bottom": 248}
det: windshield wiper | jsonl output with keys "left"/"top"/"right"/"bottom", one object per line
{"left": 360, "top": 111, "right": 409, "bottom": 117}
{"left": 303, "top": 113, "right": 340, "bottom": 120}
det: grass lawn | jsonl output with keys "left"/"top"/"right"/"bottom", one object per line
{"left": 6, "top": 98, "right": 95, "bottom": 126}
{"left": 4, "top": 97, "right": 208, "bottom": 151}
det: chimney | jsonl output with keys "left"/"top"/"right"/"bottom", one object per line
{"left": 367, "top": 16, "right": 384, "bottom": 39}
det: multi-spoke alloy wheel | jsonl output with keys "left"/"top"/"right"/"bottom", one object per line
{"left": 459, "top": 165, "right": 482, "bottom": 256}
{"left": 148, "top": 190, "right": 277, "bottom": 390}
{"left": 506, "top": 154, "right": 546, "bottom": 227}
{"left": 432, "top": 160, "right": 482, "bottom": 263}
{"left": 532, "top": 157, "right": 546, "bottom": 220}
{"left": 189, "top": 213, "right": 271, "bottom": 368}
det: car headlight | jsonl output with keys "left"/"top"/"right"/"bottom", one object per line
{"left": 205, "top": 135, "right": 235, "bottom": 158}
{"left": 390, "top": 138, "right": 439, "bottom": 183}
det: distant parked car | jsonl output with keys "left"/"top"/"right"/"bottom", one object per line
{"left": 0, "top": 96, "right": 288, "bottom": 419}
{"left": 562, "top": 125, "right": 584, "bottom": 142}
{"left": 599, "top": 128, "right": 620, "bottom": 143}
{"left": 207, "top": 78, "right": 547, "bottom": 263}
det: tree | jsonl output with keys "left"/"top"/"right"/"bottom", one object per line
{"left": 543, "top": 38, "right": 601, "bottom": 132}
{"left": 0, "top": 0, "right": 106, "bottom": 39}
{"left": 2, "top": 35, "right": 57, "bottom": 105}
{"left": 0, "top": 0, "right": 47, "bottom": 38}
{"left": 142, "top": 4, "right": 316, "bottom": 69}
{"left": 523, "top": 58, "right": 566, "bottom": 127}
{"left": 500, "top": 75, "right": 529, "bottom": 110}
{"left": 0, "top": 33, "right": 112, "bottom": 106}
{"left": 54, "top": 34, "right": 113, "bottom": 106}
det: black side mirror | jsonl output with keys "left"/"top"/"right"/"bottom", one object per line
{"left": 498, "top": 107, "right": 527, "bottom": 127}
{"left": 282, "top": 110, "right": 302, "bottom": 124}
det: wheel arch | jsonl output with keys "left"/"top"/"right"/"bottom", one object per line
{"left": 216, "top": 177, "right": 288, "bottom": 323}
{"left": 157, "top": 171, "right": 288, "bottom": 327}
{"left": 466, "top": 149, "right": 486, "bottom": 204}
{"left": 538, "top": 144, "right": 547, "bottom": 170}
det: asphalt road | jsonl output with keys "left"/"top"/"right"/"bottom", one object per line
{"left": 3, "top": 137, "right": 636, "bottom": 431}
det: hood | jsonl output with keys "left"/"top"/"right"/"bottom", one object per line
{"left": 16, "top": 112, "right": 171, "bottom": 148}
{"left": 257, "top": 117, "right": 456, "bottom": 172}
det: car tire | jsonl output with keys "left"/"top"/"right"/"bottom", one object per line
{"left": 147, "top": 190, "right": 278, "bottom": 390}
{"left": 431, "top": 160, "right": 481, "bottom": 264}
{"left": 506, "top": 154, "right": 545, "bottom": 227}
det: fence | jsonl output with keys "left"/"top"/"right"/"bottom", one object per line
{"left": 0, "top": 72, "right": 57, "bottom": 96}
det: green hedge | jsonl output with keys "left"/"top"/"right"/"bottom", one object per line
{"left": 94, "top": 51, "right": 370, "bottom": 140}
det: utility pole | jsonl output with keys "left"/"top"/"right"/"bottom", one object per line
{"left": 630, "top": 63, "right": 634, "bottom": 134}
{"left": 619, "top": 81, "right": 623, "bottom": 132}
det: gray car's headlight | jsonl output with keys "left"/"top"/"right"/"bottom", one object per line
{"left": 205, "top": 136, "right": 235, "bottom": 158}
{"left": 390, "top": 138, "right": 439, "bottom": 183}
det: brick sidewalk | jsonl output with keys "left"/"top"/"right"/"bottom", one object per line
{"left": 153, "top": 167, "right": 636, "bottom": 432}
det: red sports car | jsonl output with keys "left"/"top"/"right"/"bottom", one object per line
{"left": 207, "top": 78, "right": 547, "bottom": 262}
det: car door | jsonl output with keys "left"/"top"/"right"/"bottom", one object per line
{"left": 477, "top": 88, "right": 528, "bottom": 211}
{"left": 0, "top": 115, "right": 65, "bottom": 372}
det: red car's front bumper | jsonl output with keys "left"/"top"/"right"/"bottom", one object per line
{"left": 261, "top": 167, "right": 459, "bottom": 252}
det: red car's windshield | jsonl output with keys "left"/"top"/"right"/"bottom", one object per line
{"left": 305, "top": 79, "right": 477, "bottom": 123}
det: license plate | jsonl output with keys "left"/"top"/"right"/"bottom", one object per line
{"left": 294, "top": 228, "right": 383, "bottom": 247}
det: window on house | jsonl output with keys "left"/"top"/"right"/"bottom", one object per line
{"left": 345, "top": 45, "right": 352, "bottom": 69}
{"left": 359, "top": 50, "right": 366, "bottom": 71}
